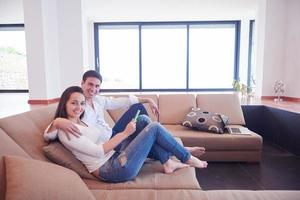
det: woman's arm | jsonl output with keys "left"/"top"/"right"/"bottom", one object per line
{"left": 59, "top": 121, "right": 136, "bottom": 157}
{"left": 59, "top": 131, "right": 106, "bottom": 158}
{"left": 102, "top": 120, "right": 136, "bottom": 153}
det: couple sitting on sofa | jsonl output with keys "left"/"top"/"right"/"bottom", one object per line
{"left": 44, "top": 70, "right": 207, "bottom": 183}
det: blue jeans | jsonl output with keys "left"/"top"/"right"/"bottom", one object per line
{"left": 99, "top": 115, "right": 191, "bottom": 183}
{"left": 112, "top": 103, "right": 172, "bottom": 162}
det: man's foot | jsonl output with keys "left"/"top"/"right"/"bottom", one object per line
{"left": 163, "top": 159, "right": 189, "bottom": 174}
{"left": 186, "top": 155, "right": 208, "bottom": 169}
{"left": 186, "top": 146, "right": 205, "bottom": 157}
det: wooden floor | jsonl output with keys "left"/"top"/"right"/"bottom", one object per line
{"left": 197, "top": 142, "right": 300, "bottom": 190}
{"left": 1, "top": 92, "right": 300, "bottom": 190}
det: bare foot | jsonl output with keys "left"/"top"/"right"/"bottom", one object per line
{"left": 186, "top": 155, "right": 208, "bottom": 169}
{"left": 186, "top": 146, "right": 205, "bottom": 157}
{"left": 163, "top": 159, "right": 190, "bottom": 174}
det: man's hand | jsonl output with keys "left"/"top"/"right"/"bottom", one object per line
{"left": 53, "top": 118, "right": 81, "bottom": 140}
{"left": 147, "top": 98, "right": 160, "bottom": 116}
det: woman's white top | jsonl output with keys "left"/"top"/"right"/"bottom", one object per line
{"left": 43, "top": 95, "right": 138, "bottom": 173}
{"left": 57, "top": 123, "right": 114, "bottom": 173}
{"left": 44, "top": 95, "right": 138, "bottom": 142}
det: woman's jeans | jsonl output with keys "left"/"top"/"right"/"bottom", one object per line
{"left": 99, "top": 112, "right": 191, "bottom": 183}
{"left": 111, "top": 103, "right": 172, "bottom": 162}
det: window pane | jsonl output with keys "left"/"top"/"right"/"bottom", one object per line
{"left": 98, "top": 25, "right": 139, "bottom": 89}
{"left": 189, "top": 24, "right": 235, "bottom": 89}
{"left": 0, "top": 27, "right": 28, "bottom": 90}
{"left": 142, "top": 25, "right": 186, "bottom": 89}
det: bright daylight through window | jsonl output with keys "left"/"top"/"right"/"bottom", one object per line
{"left": 95, "top": 22, "right": 239, "bottom": 91}
{"left": 0, "top": 25, "right": 28, "bottom": 90}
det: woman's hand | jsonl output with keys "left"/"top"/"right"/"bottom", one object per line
{"left": 123, "top": 120, "right": 136, "bottom": 137}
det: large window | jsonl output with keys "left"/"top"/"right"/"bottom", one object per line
{"left": 142, "top": 25, "right": 187, "bottom": 89}
{"left": 94, "top": 21, "right": 240, "bottom": 92}
{"left": 189, "top": 24, "right": 236, "bottom": 89}
{"left": 97, "top": 25, "right": 139, "bottom": 89}
{"left": 0, "top": 24, "right": 28, "bottom": 91}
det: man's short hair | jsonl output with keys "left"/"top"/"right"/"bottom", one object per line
{"left": 82, "top": 70, "right": 102, "bottom": 83}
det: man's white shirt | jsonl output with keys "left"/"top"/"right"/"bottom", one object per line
{"left": 44, "top": 95, "right": 139, "bottom": 141}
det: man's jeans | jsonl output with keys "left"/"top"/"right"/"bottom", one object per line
{"left": 99, "top": 115, "right": 191, "bottom": 183}
{"left": 111, "top": 103, "right": 172, "bottom": 162}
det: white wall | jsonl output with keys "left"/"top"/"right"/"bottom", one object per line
{"left": 260, "top": 0, "right": 300, "bottom": 98}
{"left": 56, "top": 0, "right": 87, "bottom": 91}
{"left": 0, "top": 0, "right": 23, "bottom": 23}
{"left": 23, "top": 0, "right": 61, "bottom": 100}
{"left": 261, "top": 0, "right": 287, "bottom": 96}
{"left": 87, "top": 0, "right": 258, "bottom": 22}
{"left": 284, "top": 0, "right": 300, "bottom": 98}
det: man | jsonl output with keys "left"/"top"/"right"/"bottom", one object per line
{"left": 44, "top": 70, "right": 205, "bottom": 157}
{"left": 44, "top": 70, "right": 159, "bottom": 141}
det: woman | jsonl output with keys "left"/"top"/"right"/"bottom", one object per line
{"left": 46, "top": 86, "right": 207, "bottom": 183}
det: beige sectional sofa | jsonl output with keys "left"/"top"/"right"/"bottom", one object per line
{"left": 108, "top": 93, "right": 262, "bottom": 162}
{"left": 0, "top": 93, "right": 299, "bottom": 200}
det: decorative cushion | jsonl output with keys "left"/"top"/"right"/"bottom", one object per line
{"left": 196, "top": 93, "right": 245, "bottom": 125}
{"left": 4, "top": 155, "right": 96, "bottom": 200}
{"left": 43, "top": 141, "right": 98, "bottom": 180}
{"left": 182, "top": 108, "right": 228, "bottom": 134}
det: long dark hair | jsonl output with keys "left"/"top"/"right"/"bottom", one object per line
{"left": 54, "top": 86, "right": 85, "bottom": 120}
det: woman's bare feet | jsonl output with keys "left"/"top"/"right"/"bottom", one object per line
{"left": 186, "top": 155, "right": 208, "bottom": 169}
{"left": 163, "top": 159, "right": 189, "bottom": 174}
{"left": 186, "top": 146, "right": 205, "bottom": 157}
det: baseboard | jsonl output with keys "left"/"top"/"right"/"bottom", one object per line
{"left": 28, "top": 98, "right": 60, "bottom": 105}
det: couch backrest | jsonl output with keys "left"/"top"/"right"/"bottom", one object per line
{"left": 106, "top": 94, "right": 159, "bottom": 123}
{"left": 158, "top": 94, "right": 196, "bottom": 125}
{"left": 0, "top": 104, "right": 57, "bottom": 161}
{"left": 0, "top": 128, "right": 31, "bottom": 200}
{"left": 196, "top": 93, "right": 245, "bottom": 125}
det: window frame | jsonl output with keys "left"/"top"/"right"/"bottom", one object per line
{"left": 0, "top": 24, "right": 28, "bottom": 93}
{"left": 247, "top": 20, "right": 255, "bottom": 88}
{"left": 94, "top": 21, "right": 241, "bottom": 92}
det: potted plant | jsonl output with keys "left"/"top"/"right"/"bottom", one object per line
{"left": 232, "top": 79, "right": 253, "bottom": 98}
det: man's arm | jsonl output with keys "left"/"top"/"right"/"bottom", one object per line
{"left": 137, "top": 97, "right": 160, "bottom": 116}
{"left": 44, "top": 118, "right": 81, "bottom": 141}
{"left": 101, "top": 95, "right": 159, "bottom": 116}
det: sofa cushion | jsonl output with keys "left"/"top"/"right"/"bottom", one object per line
{"left": 84, "top": 159, "right": 200, "bottom": 190}
{"left": 196, "top": 93, "right": 245, "bottom": 125}
{"left": 43, "top": 141, "right": 98, "bottom": 180}
{"left": 159, "top": 94, "right": 196, "bottom": 125}
{"left": 165, "top": 125, "right": 262, "bottom": 151}
{"left": 91, "top": 189, "right": 157, "bottom": 200}
{"left": 0, "top": 104, "right": 57, "bottom": 161}
{"left": 107, "top": 94, "right": 159, "bottom": 123}
{"left": 182, "top": 107, "right": 228, "bottom": 134}
{"left": 0, "top": 128, "right": 31, "bottom": 200}
{"left": 4, "top": 156, "right": 95, "bottom": 200}
{"left": 104, "top": 109, "right": 116, "bottom": 128}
